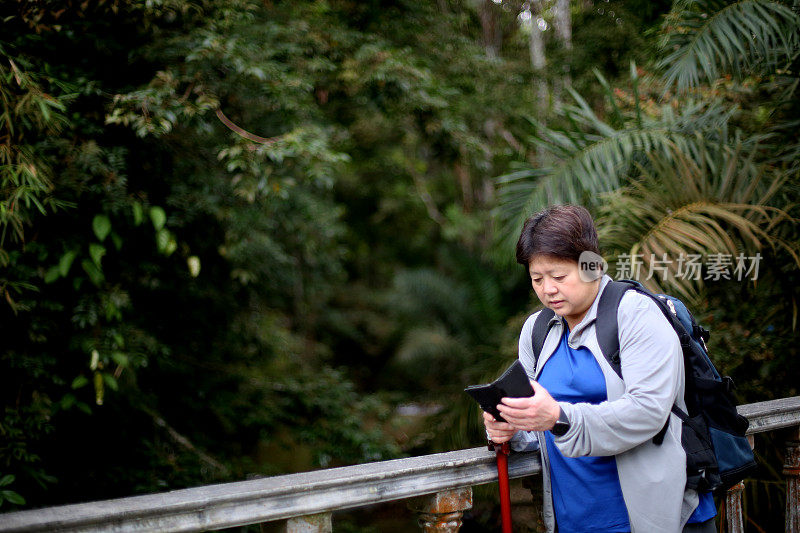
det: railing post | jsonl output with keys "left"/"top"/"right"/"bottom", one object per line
{"left": 725, "top": 481, "right": 745, "bottom": 533}
{"left": 283, "top": 512, "right": 332, "bottom": 533}
{"left": 785, "top": 427, "right": 800, "bottom": 533}
{"left": 407, "top": 487, "right": 472, "bottom": 532}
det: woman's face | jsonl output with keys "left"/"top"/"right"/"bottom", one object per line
{"left": 528, "top": 255, "right": 600, "bottom": 330}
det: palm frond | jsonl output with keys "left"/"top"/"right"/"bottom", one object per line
{"left": 598, "top": 139, "right": 798, "bottom": 306}
{"left": 493, "top": 76, "right": 737, "bottom": 258}
{"left": 659, "top": 0, "right": 800, "bottom": 91}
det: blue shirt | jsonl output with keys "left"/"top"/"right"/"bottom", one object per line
{"left": 690, "top": 491, "right": 716, "bottom": 523}
{"left": 539, "top": 330, "right": 715, "bottom": 530}
{"left": 538, "top": 331, "right": 630, "bottom": 533}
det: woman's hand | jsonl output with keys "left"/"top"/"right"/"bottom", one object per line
{"left": 496, "top": 381, "right": 561, "bottom": 432}
{"left": 482, "top": 411, "right": 517, "bottom": 443}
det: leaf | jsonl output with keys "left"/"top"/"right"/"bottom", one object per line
{"left": 156, "top": 228, "right": 177, "bottom": 255}
{"left": 60, "top": 394, "right": 76, "bottom": 410}
{"left": 156, "top": 228, "right": 170, "bottom": 252}
{"left": 44, "top": 266, "right": 60, "bottom": 284}
{"left": 112, "top": 334, "right": 125, "bottom": 348}
{"left": 111, "top": 232, "right": 123, "bottom": 251}
{"left": 71, "top": 375, "right": 89, "bottom": 389}
{"left": 0, "top": 475, "right": 14, "bottom": 487}
{"left": 89, "top": 243, "right": 106, "bottom": 268}
{"left": 187, "top": 255, "right": 201, "bottom": 277}
{"left": 102, "top": 373, "right": 119, "bottom": 391}
{"left": 81, "top": 259, "right": 105, "bottom": 286}
{"left": 58, "top": 250, "right": 78, "bottom": 277}
{"left": 1, "top": 490, "right": 25, "bottom": 505}
{"left": 92, "top": 214, "right": 111, "bottom": 241}
{"left": 149, "top": 206, "right": 166, "bottom": 230}
{"left": 37, "top": 99, "right": 51, "bottom": 121}
{"left": 111, "top": 351, "right": 129, "bottom": 367}
{"left": 164, "top": 236, "right": 177, "bottom": 256}
{"left": 132, "top": 202, "right": 144, "bottom": 226}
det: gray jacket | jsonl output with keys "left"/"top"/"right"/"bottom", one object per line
{"left": 511, "top": 275, "right": 700, "bottom": 532}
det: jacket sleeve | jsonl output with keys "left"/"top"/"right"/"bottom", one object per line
{"left": 553, "top": 292, "right": 683, "bottom": 457}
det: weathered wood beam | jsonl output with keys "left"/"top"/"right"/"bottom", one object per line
{"left": 0, "top": 448, "right": 539, "bottom": 533}
{"left": 738, "top": 397, "right": 800, "bottom": 434}
{"left": 1, "top": 397, "right": 798, "bottom": 533}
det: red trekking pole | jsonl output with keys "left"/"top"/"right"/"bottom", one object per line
{"left": 490, "top": 440, "right": 513, "bottom": 533}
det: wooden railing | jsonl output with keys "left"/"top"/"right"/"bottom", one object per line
{"left": 1, "top": 397, "right": 799, "bottom": 533}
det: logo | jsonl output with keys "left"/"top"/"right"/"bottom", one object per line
{"left": 579, "top": 251, "right": 608, "bottom": 282}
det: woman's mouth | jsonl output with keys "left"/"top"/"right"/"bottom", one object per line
{"left": 549, "top": 300, "right": 565, "bottom": 308}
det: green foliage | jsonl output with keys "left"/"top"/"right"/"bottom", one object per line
{"left": 0, "top": 0, "right": 542, "bottom": 509}
{"left": 0, "top": 4, "right": 795, "bottom": 531}
{"left": 0, "top": 48, "right": 69, "bottom": 247}
{"left": 495, "top": 63, "right": 739, "bottom": 257}
{"left": 659, "top": 0, "right": 800, "bottom": 91}
{"left": 598, "top": 139, "right": 799, "bottom": 303}
{"left": 0, "top": 474, "right": 25, "bottom": 508}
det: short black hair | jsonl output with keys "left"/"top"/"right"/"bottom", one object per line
{"left": 515, "top": 205, "right": 600, "bottom": 266}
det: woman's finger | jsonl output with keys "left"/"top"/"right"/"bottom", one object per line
{"left": 487, "top": 420, "right": 515, "bottom": 431}
{"left": 497, "top": 402, "right": 530, "bottom": 416}
{"left": 499, "top": 396, "right": 532, "bottom": 408}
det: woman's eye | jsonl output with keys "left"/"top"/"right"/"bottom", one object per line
{"left": 532, "top": 278, "right": 542, "bottom": 284}
{"left": 553, "top": 275, "right": 566, "bottom": 281}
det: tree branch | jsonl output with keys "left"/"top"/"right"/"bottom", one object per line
{"left": 140, "top": 405, "right": 231, "bottom": 476}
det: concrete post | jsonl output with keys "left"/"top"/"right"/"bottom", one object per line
{"left": 725, "top": 481, "right": 745, "bottom": 533}
{"left": 283, "top": 512, "right": 332, "bottom": 533}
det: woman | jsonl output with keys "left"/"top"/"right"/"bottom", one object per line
{"left": 483, "top": 205, "right": 716, "bottom": 533}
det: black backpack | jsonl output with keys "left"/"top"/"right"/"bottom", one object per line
{"left": 531, "top": 279, "right": 757, "bottom": 493}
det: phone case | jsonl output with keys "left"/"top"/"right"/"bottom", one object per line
{"left": 464, "top": 360, "right": 534, "bottom": 423}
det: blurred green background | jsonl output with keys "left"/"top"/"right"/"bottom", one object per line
{"left": 1, "top": 0, "right": 798, "bottom": 530}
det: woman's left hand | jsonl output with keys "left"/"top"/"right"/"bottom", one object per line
{"left": 496, "top": 381, "right": 561, "bottom": 432}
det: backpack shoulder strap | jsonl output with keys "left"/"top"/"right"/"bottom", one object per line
{"left": 595, "top": 280, "right": 638, "bottom": 379}
{"left": 596, "top": 279, "right": 680, "bottom": 445}
{"left": 531, "top": 308, "right": 556, "bottom": 363}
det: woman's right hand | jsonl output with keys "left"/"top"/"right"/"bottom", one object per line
{"left": 482, "top": 410, "right": 517, "bottom": 443}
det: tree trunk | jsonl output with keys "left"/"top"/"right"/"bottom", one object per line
{"left": 553, "top": 0, "right": 572, "bottom": 108}
{"left": 529, "top": 1, "right": 546, "bottom": 72}
{"left": 478, "top": 0, "right": 502, "bottom": 57}
{"left": 554, "top": 0, "right": 572, "bottom": 51}
{"left": 529, "top": 0, "right": 549, "bottom": 124}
